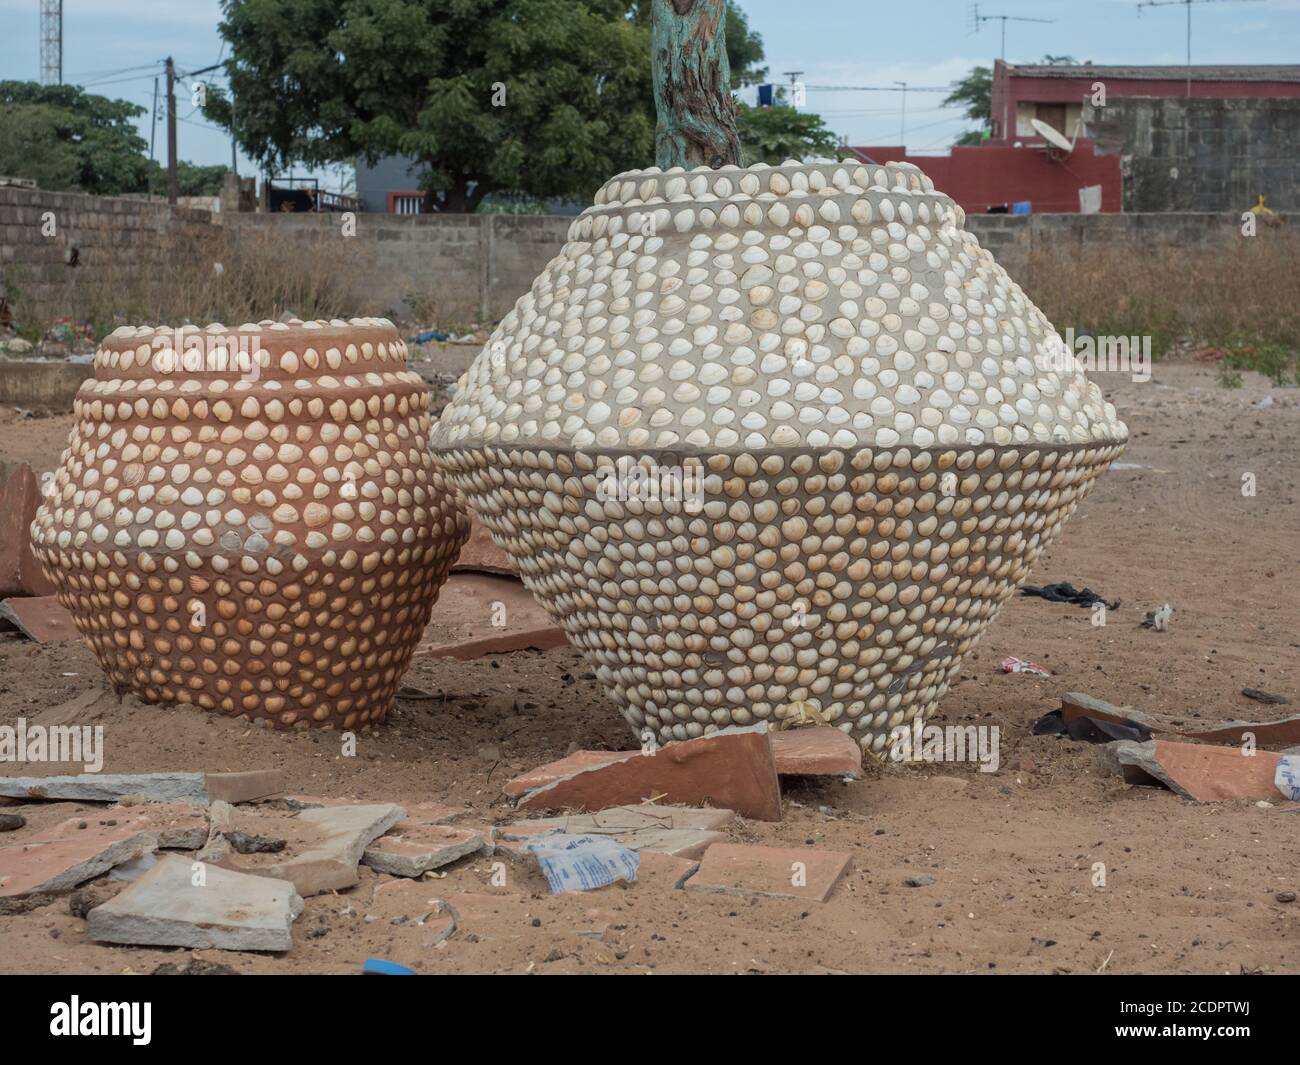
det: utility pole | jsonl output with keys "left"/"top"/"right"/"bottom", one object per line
{"left": 165, "top": 56, "right": 178, "bottom": 205}
{"left": 149, "top": 76, "right": 159, "bottom": 198}
{"left": 1136, "top": 0, "right": 1264, "bottom": 98}
{"left": 39, "top": 0, "right": 62, "bottom": 85}
{"left": 895, "top": 81, "right": 907, "bottom": 146}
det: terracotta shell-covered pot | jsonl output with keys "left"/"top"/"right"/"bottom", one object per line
{"left": 31, "top": 317, "right": 469, "bottom": 729}
{"left": 432, "top": 159, "right": 1127, "bottom": 752}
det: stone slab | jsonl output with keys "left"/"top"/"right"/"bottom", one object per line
{"left": 517, "top": 726, "right": 781, "bottom": 821}
{"left": 0, "top": 772, "right": 208, "bottom": 804}
{"left": 87, "top": 854, "right": 303, "bottom": 952}
{"left": 0, "top": 596, "right": 77, "bottom": 642}
{"left": 770, "top": 727, "right": 863, "bottom": 778}
{"left": 1114, "top": 739, "right": 1283, "bottom": 802}
{"left": 246, "top": 803, "right": 405, "bottom": 896}
{"left": 363, "top": 824, "right": 489, "bottom": 877}
{"left": 683, "top": 843, "right": 853, "bottom": 903}
{"left": 413, "top": 573, "right": 568, "bottom": 660}
{"left": 0, "top": 816, "right": 158, "bottom": 897}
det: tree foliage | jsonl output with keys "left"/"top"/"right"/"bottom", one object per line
{"left": 944, "top": 65, "right": 992, "bottom": 145}
{"left": 0, "top": 82, "right": 152, "bottom": 194}
{"left": 736, "top": 103, "right": 838, "bottom": 165}
{"left": 207, "top": 0, "right": 658, "bottom": 212}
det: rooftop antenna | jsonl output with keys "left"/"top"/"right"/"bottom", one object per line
{"left": 1136, "top": 0, "right": 1264, "bottom": 98}
{"left": 970, "top": 3, "right": 1055, "bottom": 61}
{"left": 39, "top": 0, "right": 62, "bottom": 85}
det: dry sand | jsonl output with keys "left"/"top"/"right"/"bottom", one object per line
{"left": 1, "top": 360, "right": 1298, "bottom": 974}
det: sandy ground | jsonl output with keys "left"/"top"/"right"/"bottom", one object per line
{"left": 1, "top": 359, "right": 1298, "bottom": 975}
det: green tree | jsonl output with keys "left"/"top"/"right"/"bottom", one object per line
{"left": 943, "top": 65, "right": 992, "bottom": 146}
{"left": 0, "top": 81, "right": 152, "bottom": 194}
{"left": 206, "top": 0, "right": 657, "bottom": 212}
{"left": 736, "top": 103, "right": 838, "bottom": 164}
{"left": 724, "top": 2, "right": 767, "bottom": 87}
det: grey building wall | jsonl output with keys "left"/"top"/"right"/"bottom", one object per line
{"left": 354, "top": 155, "right": 426, "bottom": 214}
{"left": 1085, "top": 97, "right": 1300, "bottom": 212}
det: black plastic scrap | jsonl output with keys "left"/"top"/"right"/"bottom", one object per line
{"left": 1020, "top": 582, "right": 1119, "bottom": 610}
{"left": 1031, "top": 708, "right": 1152, "bottom": 745}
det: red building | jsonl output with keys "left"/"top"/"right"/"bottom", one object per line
{"left": 853, "top": 63, "right": 1300, "bottom": 215}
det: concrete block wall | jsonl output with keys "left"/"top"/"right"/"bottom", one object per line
{"left": 0, "top": 185, "right": 212, "bottom": 321}
{"left": 2, "top": 186, "right": 1290, "bottom": 331}
{"left": 1085, "top": 97, "right": 1300, "bottom": 212}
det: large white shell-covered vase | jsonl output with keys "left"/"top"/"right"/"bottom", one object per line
{"left": 432, "top": 159, "right": 1127, "bottom": 752}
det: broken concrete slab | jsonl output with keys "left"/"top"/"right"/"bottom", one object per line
{"left": 630, "top": 850, "right": 699, "bottom": 890}
{"left": 684, "top": 843, "right": 853, "bottom": 903}
{"left": 0, "top": 595, "right": 77, "bottom": 641}
{"left": 0, "top": 816, "right": 158, "bottom": 898}
{"left": 122, "top": 802, "right": 208, "bottom": 849}
{"left": 238, "top": 803, "right": 405, "bottom": 896}
{"left": 500, "top": 804, "right": 733, "bottom": 859}
{"left": 517, "top": 726, "right": 782, "bottom": 821}
{"left": 0, "top": 769, "right": 283, "bottom": 805}
{"left": 769, "top": 727, "right": 863, "bottom": 778}
{"left": 363, "top": 824, "right": 489, "bottom": 878}
{"left": 0, "top": 462, "right": 57, "bottom": 598}
{"left": 414, "top": 573, "right": 568, "bottom": 660}
{"left": 1112, "top": 739, "right": 1283, "bottom": 802}
{"left": 87, "top": 854, "right": 303, "bottom": 952}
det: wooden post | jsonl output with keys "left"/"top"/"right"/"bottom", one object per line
{"left": 651, "top": 0, "right": 742, "bottom": 170}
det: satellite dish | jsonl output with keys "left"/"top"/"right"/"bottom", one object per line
{"left": 1030, "top": 118, "right": 1074, "bottom": 154}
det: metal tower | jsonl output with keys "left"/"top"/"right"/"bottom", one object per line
{"left": 40, "top": 0, "right": 63, "bottom": 85}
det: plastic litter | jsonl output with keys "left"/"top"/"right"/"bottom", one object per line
{"left": 1001, "top": 656, "right": 1049, "bottom": 677}
{"left": 1275, "top": 757, "right": 1300, "bottom": 802}
{"left": 522, "top": 831, "right": 640, "bottom": 894}
{"left": 363, "top": 958, "right": 417, "bottom": 975}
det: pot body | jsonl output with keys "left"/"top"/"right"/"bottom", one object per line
{"left": 32, "top": 318, "right": 469, "bottom": 729}
{"left": 433, "top": 160, "right": 1127, "bottom": 749}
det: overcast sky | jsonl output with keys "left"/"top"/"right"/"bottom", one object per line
{"left": 2, "top": 0, "right": 1298, "bottom": 186}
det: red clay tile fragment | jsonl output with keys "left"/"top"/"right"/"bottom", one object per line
{"left": 0, "top": 815, "right": 157, "bottom": 898}
{"left": 451, "top": 515, "right": 518, "bottom": 576}
{"left": 503, "top": 750, "right": 638, "bottom": 798}
{"left": 414, "top": 573, "right": 567, "bottom": 660}
{"left": 517, "top": 727, "right": 781, "bottom": 821}
{"left": 0, "top": 595, "right": 76, "bottom": 642}
{"left": 0, "top": 463, "right": 57, "bottom": 598}
{"left": 1115, "top": 739, "right": 1282, "bottom": 802}
{"left": 770, "top": 727, "right": 862, "bottom": 778}
{"left": 684, "top": 843, "right": 853, "bottom": 902}
{"left": 204, "top": 770, "right": 284, "bottom": 804}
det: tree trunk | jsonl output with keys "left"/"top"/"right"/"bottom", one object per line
{"left": 434, "top": 175, "right": 488, "bottom": 214}
{"left": 651, "top": 0, "right": 743, "bottom": 170}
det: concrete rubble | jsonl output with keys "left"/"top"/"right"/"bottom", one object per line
{"left": 0, "top": 769, "right": 283, "bottom": 805}
{"left": 87, "top": 854, "right": 303, "bottom": 952}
